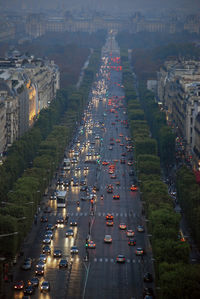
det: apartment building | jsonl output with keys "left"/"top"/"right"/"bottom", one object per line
{"left": 157, "top": 59, "right": 200, "bottom": 166}
{"left": 0, "top": 52, "right": 59, "bottom": 155}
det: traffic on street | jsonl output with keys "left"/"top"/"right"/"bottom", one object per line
{"left": 12, "top": 32, "right": 154, "bottom": 299}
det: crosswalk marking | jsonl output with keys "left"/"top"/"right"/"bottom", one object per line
{"left": 50, "top": 211, "right": 135, "bottom": 218}
{"left": 91, "top": 257, "right": 140, "bottom": 264}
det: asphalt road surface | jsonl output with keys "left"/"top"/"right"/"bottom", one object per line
{"left": 12, "top": 32, "right": 154, "bottom": 299}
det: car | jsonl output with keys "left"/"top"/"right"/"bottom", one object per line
{"left": 39, "top": 254, "right": 47, "bottom": 263}
{"left": 35, "top": 266, "right": 44, "bottom": 275}
{"left": 106, "top": 220, "right": 114, "bottom": 226}
{"left": 126, "top": 230, "right": 135, "bottom": 237}
{"left": 120, "top": 159, "right": 126, "bottom": 164}
{"left": 113, "top": 194, "right": 120, "bottom": 200}
{"left": 144, "top": 272, "right": 153, "bottom": 283}
{"left": 36, "top": 260, "right": 45, "bottom": 269}
{"left": 40, "top": 215, "right": 48, "bottom": 222}
{"left": 143, "top": 287, "right": 154, "bottom": 297}
{"left": 116, "top": 255, "right": 126, "bottom": 263}
{"left": 46, "top": 224, "right": 55, "bottom": 230}
{"left": 88, "top": 241, "right": 96, "bottom": 248}
{"left": 137, "top": 225, "right": 145, "bottom": 232}
{"left": 71, "top": 246, "right": 79, "bottom": 254}
{"left": 54, "top": 249, "right": 62, "bottom": 257}
{"left": 43, "top": 237, "right": 51, "bottom": 244}
{"left": 84, "top": 166, "right": 89, "bottom": 170}
{"left": 66, "top": 229, "right": 74, "bottom": 237}
{"left": 28, "top": 277, "right": 39, "bottom": 287}
{"left": 13, "top": 280, "right": 24, "bottom": 290}
{"left": 80, "top": 180, "right": 86, "bottom": 186}
{"left": 109, "top": 146, "right": 113, "bottom": 150}
{"left": 106, "top": 213, "right": 114, "bottom": 220}
{"left": 104, "top": 235, "right": 112, "bottom": 243}
{"left": 135, "top": 248, "right": 145, "bottom": 256}
{"left": 80, "top": 186, "right": 87, "bottom": 192}
{"left": 129, "top": 170, "right": 135, "bottom": 176}
{"left": 107, "top": 185, "right": 113, "bottom": 193}
{"left": 59, "top": 259, "right": 68, "bottom": 268}
{"left": 43, "top": 206, "right": 52, "bottom": 213}
{"left": 45, "top": 230, "right": 53, "bottom": 239}
{"left": 102, "top": 161, "right": 109, "bottom": 166}
{"left": 110, "top": 174, "right": 116, "bottom": 179}
{"left": 42, "top": 245, "right": 51, "bottom": 254}
{"left": 119, "top": 223, "right": 126, "bottom": 230}
{"left": 56, "top": 217, "right": 64, "bottom": 224}
{"left": 23, "top": 285, "right": 35, "bottom": 295}
{"left": 128, "top": 161, "right": 133, "bottom": 166}
{"left": 40, "top": 281, "right": 50, "bottom": 292}
{"left": 73, "top": 180, "right": 79, "bottom": 186}
{"left": 70, "top": 220, "right": 77, "bottom": 226}
{"left": 130, "top": 185, "right": 138, "bottom": 191}
{"left": 115, "top": 181, "right": 120, "bottom": 186}
{"left": 128, "top": 239, "right": 136, "bottom": 246}
{"left": 21, "top": 261, "right": 31, "bottom": 270}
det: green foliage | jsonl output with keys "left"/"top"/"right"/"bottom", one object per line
{"left": 176, "top": 166, "right": 200, "bottom": 248}
{"left": 159, "top": 263, "right": 200, "bottom": 298}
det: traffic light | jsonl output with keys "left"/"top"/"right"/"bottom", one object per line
{"left": 85, "top": 238, "right": 88, "bottom": 247}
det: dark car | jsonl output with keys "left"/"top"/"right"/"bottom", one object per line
{"left": 70, "top": 220, "right": 77, "bottom": 226}
{"left": 59, "top": 259, "right": 68, "bottom": 268}
{"left": 144, "top": 272, "right": 153, "bottom": 283}
{"left": 40, "top": 215, "right": 48, "bottom": 222}
{"left": 128, "top": 239, "right": 136, "bottom": 246}
{"left": 13, "top": 280, "right": 24, "bottom": 290}
{"left": 143, "top": 287, "right": 154, "bottom": 297}
{"left": 42, "top": 245, "right": 51, "bottom": 254}
{"left": 24, "top": 285, "right": 35, "bottom": 295}
{"left": 29, "top": 277, "right": 39, "bottom": 287}
{"left": 54, "top": 249, "right": 62, "bottom": 258}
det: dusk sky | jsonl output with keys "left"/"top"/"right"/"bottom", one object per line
{"left": 0, "top": 0, "right": 199, "bottom": 15}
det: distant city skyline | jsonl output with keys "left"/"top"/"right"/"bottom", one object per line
{"left": 0, "top": 0, "right": 199, "bottom": 15}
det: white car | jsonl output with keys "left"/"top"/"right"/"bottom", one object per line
{"left": 104, "top": 235, "right": 112, "bottom": 243}
{"left": 126, "top": 230, "right": 135, "bottom": 237}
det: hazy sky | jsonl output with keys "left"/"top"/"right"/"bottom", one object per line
{"left": 1, "top": 0, "right": 199, "bottom": 15}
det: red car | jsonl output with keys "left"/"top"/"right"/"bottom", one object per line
{"left": 113, "top": 194, "right": 120, "bottom": 200}
{"left": 130, "top": 185, "right": 138, "bottom": 191}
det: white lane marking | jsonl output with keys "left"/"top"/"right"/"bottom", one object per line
{"left": 105, "top": 258, "right": 108, "bottom": 262}
{"left": 132, "top": 259, "right": 135, "bottom": 263}
{"left": 84, "top": 213, "right": 87, "bottom": 216}
{"left": 120, "top": 213, "right": 123, "bottom": 216}
{"left": 80, "top": 213, "right": 83, "bottom": 216}
{"left": 99, "top": 258, "right": 103, "bottom": 262}
{"left": 127, "top": 259, "right": 130, "bottom": 263}
{"left": 94, "top": 258, "right": 97, "bottom": 262}
{"left": 76, "top": 213, "right": 78, "bottom": 216}
{"left": 98, "top": 212, "right": 101, "bottom": 216}
{"left": 110, "top": 258, "right": 114, "bottom": 263}
{"left": 116, "top": 213, "right": 119, "bottom": 217}
{"left": 125, "top": 213, "right": 127, "bottom": 217}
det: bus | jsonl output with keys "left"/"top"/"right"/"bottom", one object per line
{"left": 56, "top": 190, "right": 67, "bottom": 208}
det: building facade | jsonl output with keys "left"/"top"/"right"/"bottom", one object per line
{"left": 0, "top": 52, "right": 59, "bottom": 155}
{"left": 157, "top": 59, "right": 200, "bottom": 167}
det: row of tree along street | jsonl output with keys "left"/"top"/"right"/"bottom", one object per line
{"left": 0, "top": 49, "right": 101, "bottom": 260}
{"left": 121, "top": 49, "right": 200, "bottom": 298}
